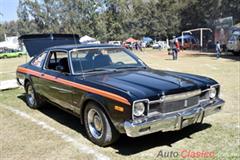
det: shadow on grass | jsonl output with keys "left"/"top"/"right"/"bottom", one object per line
{"left": 18, "top": 94, "right": 211, "bottom": 155}
{"left": 112, "top": 123, "right": 211, "bottom": 155}
{"left": 17, "top": 94, "right": 87, "bottom": 138}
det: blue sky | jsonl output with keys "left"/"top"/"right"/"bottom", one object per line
{"left": 0, "top": 0, "right": 18, "bottom": 22}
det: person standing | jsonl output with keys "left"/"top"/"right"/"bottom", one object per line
{"left": 174, "top": 39, "right": 180, "bottom": 60}
{"left": 171, "top": 37, "right": 179, "bottom": 60}
{"left": 216, "top": 41, "right": 221, "bottom": 59}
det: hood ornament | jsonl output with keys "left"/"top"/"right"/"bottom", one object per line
{"left": 178, "top": 79, "right": 183, "bottom": 87}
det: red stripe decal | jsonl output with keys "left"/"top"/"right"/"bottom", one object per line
{"left": 17, "top": 67, "right": 131, "bottom": 105}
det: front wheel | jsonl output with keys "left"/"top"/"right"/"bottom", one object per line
{"left": 84, "top": 102, "right": 120, "bottom": 146}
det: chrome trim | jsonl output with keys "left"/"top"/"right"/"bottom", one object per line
{"left": 154, "top": 100, "right": 201, "bottom": 116}
{"left": 132, "top": 99, "right": 149, "bottom": 120}
{"left": 132, "top": 90, "right": 201, "bottom": 119}
{"left": 69, "top": 47, "right": 122, "bottom": 75}
{"left": 124, "top": 98, "right": 224, "bottom": 137}
{"left": 49, "top": 86, "right": 73, "bottom": 93}
{"left": 68, "top": 46, "right": 146, "bottom": 75}
{"left": 69, "top": 46, "right": 122, "bottom": 54}
{"left": 202, "top": 84, "right": 220, "bottom": 92}
{"left": 131, "top": 86, "right": 220, "bottom": 120}
{"left": 162, "top": 90, "right": 201, "bottom": 102}
{"left": 43, "top": 49, "right": 74, "bottom": 75}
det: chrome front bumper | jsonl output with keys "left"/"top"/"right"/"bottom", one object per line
{"left": 124, "top": 98, "right": 224, "bottom": 137}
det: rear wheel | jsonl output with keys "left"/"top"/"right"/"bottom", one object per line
{"left": 84, "top": 102, "right": 120, "bottom": 146}
{"left": 25, "top": 81, "right": 43, "bottom": 109}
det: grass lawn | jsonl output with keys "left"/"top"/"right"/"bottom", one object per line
{"left": 0, "top": 50, "right": 239, "bottom": 160}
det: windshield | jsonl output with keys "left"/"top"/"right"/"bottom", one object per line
{"left": 70, "top": 47, "right": 145, "bottom": 73}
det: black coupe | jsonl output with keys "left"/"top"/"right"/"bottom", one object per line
{"left": 16, "top": 34, "right": 225, "bottom": 146}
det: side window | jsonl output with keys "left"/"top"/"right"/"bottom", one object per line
{"left": 45, "top": 51, "right": 70, "bottom": 73}
{"left": 31, "top": 52, "right": 47, "bottom": 68}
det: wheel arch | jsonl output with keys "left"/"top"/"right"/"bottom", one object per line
{"left": 79, "top": 94, "right": 112, "bottom": 125}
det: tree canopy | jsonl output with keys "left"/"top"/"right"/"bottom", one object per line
{"left": 0, "top": 0, "right": 239, "bottom": 42}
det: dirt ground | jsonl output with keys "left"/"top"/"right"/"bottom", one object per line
{"left": 0, "top": 49, "right": 239, "bottom": 160}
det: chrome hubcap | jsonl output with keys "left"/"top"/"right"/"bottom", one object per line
{"left": 87, "top": 109, "right": 103, "bottom": 139}
{"left": 27, "top": 85, "right": 35, "bottom": 106}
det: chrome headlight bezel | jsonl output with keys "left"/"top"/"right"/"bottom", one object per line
{"left": 132, "top": 100, "right": 149, "bottom": 119}
{"left": 209, "top": 87, "right": 217, "bottom": 99}
{"left": 133, "top": 102, "right": 145, "bottom": 117}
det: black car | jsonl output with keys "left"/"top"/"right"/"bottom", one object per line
{"left": 17, "top": 34, "right": 225, "bottom": 146}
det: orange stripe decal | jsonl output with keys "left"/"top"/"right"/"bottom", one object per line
{"left": 17, "top": 67, "right": 131, "bottom": 105}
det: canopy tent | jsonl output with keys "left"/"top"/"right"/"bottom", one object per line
{"left": 181, "top": 28, "right": 212, "bottom": 48}
{"left": 0, "top": 36, "right": 20, "bottom": 49}
{"left": 176, "top": 35, "right": 197, "bottom": 43}
{"left": 142, "top": 36, "right": 153, "bottom": 43}
{"left": 0, "top": 41, "right": 19, "bottom": 49}
{"left": 177, "top": 34, "right": 195, "bottom": 40}
{"left": 125, "top": 38, "right": 138, "bottom": 43}
{"left": 80, "top": 35, "right": 96, "bottom": 43}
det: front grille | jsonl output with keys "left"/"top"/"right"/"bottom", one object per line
{"left": 150, "top": 96, "right": 199, "bottom": 114}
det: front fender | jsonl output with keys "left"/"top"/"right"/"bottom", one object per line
{"left": 78, "top": 92, "right": 132, "bottom": 133}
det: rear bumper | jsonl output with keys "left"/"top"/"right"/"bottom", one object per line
{"left": 124, "top": 98, "right": 224, "bottom": 137}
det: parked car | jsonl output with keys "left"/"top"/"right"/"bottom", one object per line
{"left": 17, "top": 34, "right": 225, "bottom": 146}
{"left": 0, "top": 48, "right": 26, "bottom": 59}
{"left": 227, "top": 29, "right": 240, "bottom": 55}
{"left": 108, "top": 41, "right": 121, "bottom": 46}
{"left": 152, "top": 43, "right": 161, "bottom": 49}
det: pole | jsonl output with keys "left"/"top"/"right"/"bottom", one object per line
{"left": 200, "top": 29, "right": 203, "bottom": 51}
{"left": 181, "top": 32, "right": 184, "bottom": 48}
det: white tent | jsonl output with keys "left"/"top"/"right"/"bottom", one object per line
{"left": 80, "top": 35, "right": 97, "bottom": 43}
{"left": 0, "top": 36, "right": 20, "bottom": 49}
{"left": 0, "top": 41, "right": 19, "bottom": 49}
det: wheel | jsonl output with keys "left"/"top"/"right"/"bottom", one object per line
{"left": 25, "top": 81, "right": 43, "bottom": 109}
{"left": 84, "top": 102, "right": 120, "bottom": 146}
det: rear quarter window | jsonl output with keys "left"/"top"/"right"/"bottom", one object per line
{"left": 31, "top": 52, "right": 47, "bottom": 68}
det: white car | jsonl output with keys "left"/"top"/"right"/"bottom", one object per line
{"left": 109, "top": 41, "right": 122, "bottom": 46}
{"left": 152, "top": 43, "right": 161, "bottom": 49}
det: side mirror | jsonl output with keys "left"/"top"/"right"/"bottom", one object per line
{"left": 56, "top": 65, "right": 64, "bottom": 72}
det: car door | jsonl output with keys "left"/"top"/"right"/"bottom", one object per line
{"left": 29, "top": 51, "right": 48, "bottom": 92}
{"left": 39, "top": 50, "right": 75, "bottom": 111}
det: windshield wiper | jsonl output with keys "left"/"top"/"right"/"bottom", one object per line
{"left": 115, "top": 66, "right": 146, "bottom": 70}
{"left": 84, "top": 68, "right": 116, "bottom": 73}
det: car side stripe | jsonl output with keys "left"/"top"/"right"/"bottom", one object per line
{"left": 17, "top": 67, "right": 131, "bottom": 105}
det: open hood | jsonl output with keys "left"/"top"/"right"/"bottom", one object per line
{"left": 19, "top": 34, "right": 80, "bottom": 57}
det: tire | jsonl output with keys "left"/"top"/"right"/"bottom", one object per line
{"left": 84, "top": 102, "right": 120, "bottom": 146}
{"left": 25, "top": 81, "right": 44, "bottom": 109}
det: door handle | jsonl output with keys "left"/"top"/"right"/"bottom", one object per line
{"left": 41, "top": 73, "right": 45, "bottom": 76}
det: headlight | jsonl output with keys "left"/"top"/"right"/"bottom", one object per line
{"left": 133, "top": 102, "right": 145, "bottom": 117}
{"left": 209, "top": 87, "right": 217, "bottom": 99}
